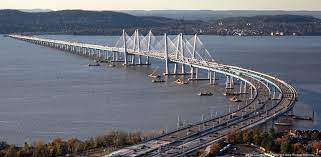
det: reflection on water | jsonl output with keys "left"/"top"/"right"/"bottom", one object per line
{"left": 0, "top": 35, "right": 320, "bottom": 144}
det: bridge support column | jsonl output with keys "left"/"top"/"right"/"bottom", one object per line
{"left": 113, "top": 52, "right": 116, "bottom": 61}
{"left": 138, "top": 55, "right": 142, "bottom": 64}
{"left": 250, "top": 86, "right": 254, "bottom": 100}
{"left": 243, "top": 82, "right": 248, "bottom": 94}
{"left": 181, "top": 64, "right": 185, "bottom": 74}
{"left": 229, "top": 76, "right": 234, "bottom": 89}
{"left": 225, "top": 76, "right": 229, "bottom": 89}
{"left": 131, "top": 55, "right": 135, "bottom": 65}
{"left": 239, "top": 81, "right": 243, "bottom": 94}
{"left": 195, "top": 68, "right": 198, "bottom": 78}
{"left": 213, "top": 72, "right": 216, "bottom": 84}
{"left": 209, "top": 70, "right": 213, "bottom": 84}
{"left": 174, "top": 64, "right": 178, "bottom": 74}
{"left": 98, "top": 50, "right": 101, "bottom": 59}
{"left": 190, "top": 66, "right": 194, "bottom": 79}
{"left": 272, "top": 87, "right": 276, "bottom": 100}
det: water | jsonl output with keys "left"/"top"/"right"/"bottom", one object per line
{"left": 0, "top": 35, "right": 320, "bottom": 144}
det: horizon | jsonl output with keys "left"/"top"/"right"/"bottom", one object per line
{"left": 2, "top": 9, "right": 321, "bottom": 12}
{"left": 1, "top": 0, "right": 321, "bottom": 11}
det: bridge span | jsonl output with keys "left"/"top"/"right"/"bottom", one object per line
{"left": 9, "top": 30, "right": 297, "bottom": 157}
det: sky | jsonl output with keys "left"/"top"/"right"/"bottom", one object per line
{"left": 1, "top": 0, "right": 321, "bottom": 11}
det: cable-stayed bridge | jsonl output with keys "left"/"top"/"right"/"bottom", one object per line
{"left": 9, "top": 30, "right": 297, "bottom": 157}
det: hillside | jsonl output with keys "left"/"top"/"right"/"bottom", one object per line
{"left": 0, "top": 10, "right": 204, "bottom": 35}
{"left": 122, "top": 10, "right": 321, "bottom": 21}
{"left": 1, "top": 10, "right": 321, "bottom": 36}
{"left": 207, "top": 15, "right": 321, "bottom": 35}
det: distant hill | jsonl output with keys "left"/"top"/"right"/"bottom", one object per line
{"left": 0, "top": 9, "right": 204, "bottom": 35}
{"left": 122, "top": 10, "right": 321, "bottom": 21}
{"left": 207, "top": 15, "right": 321, "bottom": 36}
{"left": 0, "top": 10, "right": 321, "bottom": 36}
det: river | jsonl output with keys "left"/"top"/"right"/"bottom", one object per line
{"left": 0, "top": 35, "right": 320, "bottom": 144}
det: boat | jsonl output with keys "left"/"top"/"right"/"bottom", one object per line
{"left": 88, "top": 63, "right": 100, "bottom": 66}
{"left": 198, "top": 92, "right": 213, "bottom": 96}
{"left": 274, "top": 122, "right": 292, "bottom": 126}
{"left": 107, "top": 64, "right": 115, "bottom": 67}
{"left": 148, "top": 68, "right": 160, "bottom": 78}
{"left": 175, "top": 79, "right": 188, "bottom": 85}
{"left": 230, "top": 96, "right": 241, "bottom": 102}
{"left": 152, "top": 76, "right": 165, "bottom": 83}
{"left": 224, "top": 92, "right": 240, "bottom": 96}
{"left": 149, "top": 74, "right": 161, "bottom": 78}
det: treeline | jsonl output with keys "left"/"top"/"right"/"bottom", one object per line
{"left": 202, "top": 128, "right": 321, "bottom": 156}
{"left": 0, "top": 10, "right": 204, "bottom": 35}
{"left": 1, "top": 10, "right": 321, "bottom": 36}
{"left": 0, "top": 130, "right": 143, "bottom": 157}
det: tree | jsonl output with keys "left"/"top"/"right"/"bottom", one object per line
{"left": 226, "top": 129, "right": 239, "bottom": 144}
{"left": 311, "top": 141, "right": 321, "bottom": 153}
{"left": 235, "top": 132, "right": 243, "bottom": 144}
{"left": 0, "top": 141, "right": 9, "bottom": 151}
{"left": 208, "top": 144, "right": 221, "bottom": 156}
{"left": 253, "top": 131, "right": 262, "bottom": 145}
{"left": 281, "top": 141, "right": 290, "bottom": 154}
{"left": 242, "top": 131, "right": 250, "bottom": 143}
{"left": 268, "top": 128, "right": 276, "bottom": 139}
{"left": 4, "top": 146, "right": 17, "bottom": 157}
{"left": 292, "top": 143, "right": 303, "bottom": 154}
{"left": 32, "top": 141, "right": 48, "bottom": 157}
{"left": 67, "top": 138, "right": 84, "bottom": 154}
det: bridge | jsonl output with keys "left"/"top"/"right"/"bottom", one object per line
{"left": 9, "top": 30, "right": 297, "bottom": 157}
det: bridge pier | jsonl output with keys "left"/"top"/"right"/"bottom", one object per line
{"left": 225, "top": 76, "right": 230, "bottom": 89}
{"left": 250, "top": 86, "right": 254, "bottom": 100}
{"left": 239, "top": 81, "right": 243, "bottom": 94}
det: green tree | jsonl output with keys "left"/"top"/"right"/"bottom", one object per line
{"left": 281, "top": 141, "right": 290, "bottom": 154}
{"left": 32, "top": 142, "right": 48, "bottom": 157}
{"left": 253, "top": 131, "right": 262, "bottom": 145}
{"left": 208, "top": 144, "right": 221, "bottom": 156}
{"left": 268, "top": 128, "right": 276, "bottom": 139}
{"left": 4, "top": 146, "right": 17, "bottom": 157}
{"left": 235, "top": 132, "right": 243, "bottom": 144}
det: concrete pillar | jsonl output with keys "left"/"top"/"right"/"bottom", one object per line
{"left": 190, "top": 66, "right": 194, "bottom": 79}
{"left": 209, "top": 70, "right": 212, "bottom": 84}
{"left": 244, "top": 82, "right": 247, "bottom": 94}
{"left": 213, "top": 72, "right": 216, "bottom": 84}
{"left": 195, "top": 68, "right": 198, "bottom": 79}
{"left": 225, "top": 76, "right": 229, "bottom": 89}
{"left": 250, "top": 86, "right": 254, "bottom": 100}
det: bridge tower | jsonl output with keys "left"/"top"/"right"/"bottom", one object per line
{"left": 173, "top": 33, "right": 181, "bottom": 74}
{"left": 180, "top": 33, "right": 186, "bottom": 74}
{"left": 146, "top": 31, "right": 152, "bottom": 65}
{"left": 190, "top": 34, "right": 198, "bottom": 79}
{"left": 122, "top": 29, "right": 128, "bottom": 65}
{"left": 136, "top": 30, "right": 142, "bottom": 65}
{"left": 164, "top": 33, "right": 170, "bottom": 75}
